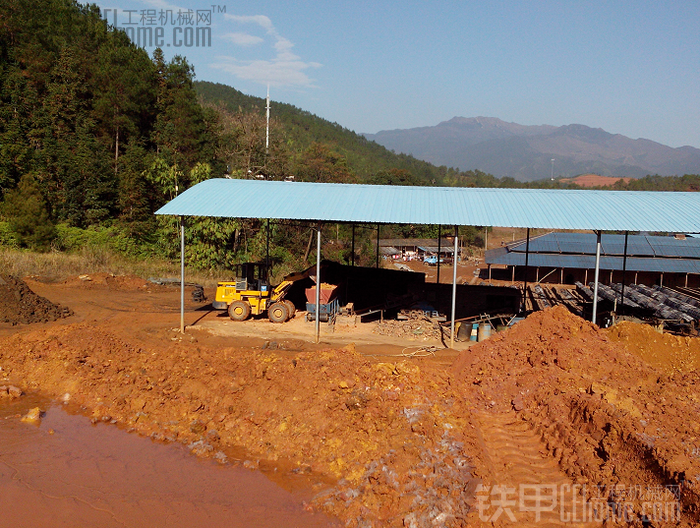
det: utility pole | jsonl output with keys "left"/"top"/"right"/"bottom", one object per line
{"left": 265, "top": 85, "right": 271, "bottom": 156}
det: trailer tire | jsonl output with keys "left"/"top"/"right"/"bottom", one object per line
{"left": 228, "top": 300, "right": 251, "bottom": 321}
{"left": 283, "top": 300, "right": 296, "bottom": 320}
{"left": 268, "top": 302, "right": 289, "bottom": 323}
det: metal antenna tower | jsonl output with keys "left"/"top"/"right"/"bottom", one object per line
{"left": 265, "top": 84, "right": 270, "bottom": 155}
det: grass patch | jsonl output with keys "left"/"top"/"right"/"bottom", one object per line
{"left": 0, "top": 247, "right": 225, "bottom": 287}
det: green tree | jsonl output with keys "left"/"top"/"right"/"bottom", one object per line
{"left": 367, "top": 168, "right": 426, "bottom": 186}
{"left": 2, "top": 173, "right": 56, "bottom": 250}
{"left": 93, "top": 37, "right": 156, "bottom": 175}
{"left": 294, "top": 142, "right": 357, "bottom": 183}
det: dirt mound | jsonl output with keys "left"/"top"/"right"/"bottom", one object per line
{"left": 607, "top": 320, "right": 700, "bottom": 374}
{"left": 0, "top": 275, "right": 72, "bottom": 325}
{"left": 452, "top": 306, "right": 700, "bottom": 525}
{"left": 452, "top": 305, "right": 637, "bottom": 410}
{"left": 0, "top": 323, "right": 479, "bottom": 527}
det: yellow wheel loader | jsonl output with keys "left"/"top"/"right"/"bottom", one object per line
{"left": 212, "top": 263, "right": 306, "bottom": 323}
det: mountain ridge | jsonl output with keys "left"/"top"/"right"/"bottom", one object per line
{"left": 364, "top": 117, "right": 700, "bottom": 181}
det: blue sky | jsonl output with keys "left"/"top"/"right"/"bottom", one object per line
{"left": 96, "top": 0, "right": 700, "bottom": 148}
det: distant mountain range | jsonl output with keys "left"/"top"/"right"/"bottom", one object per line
{"left": 364, "top": 117, "right": 700, "bottom": 182}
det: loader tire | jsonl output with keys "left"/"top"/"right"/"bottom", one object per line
{"left": 283, "top": 300, "right": 296, "bottom": 320}
{"left": 228, "top": 300, "right": 251, "bottom": 321}
{"left": 268, "top": 302, "right": 289, "bottom": 323}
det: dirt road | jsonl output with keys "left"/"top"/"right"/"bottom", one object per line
{"left": 0, "top": 274, "right": 699, "bottom": 527}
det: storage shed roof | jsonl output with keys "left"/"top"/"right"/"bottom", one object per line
{"left": 156, "top": 179, "right": 700, "bottom": 232}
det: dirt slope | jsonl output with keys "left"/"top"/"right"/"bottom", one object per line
{"left": 453, "top": 306, "right": 700, "bottom": 526}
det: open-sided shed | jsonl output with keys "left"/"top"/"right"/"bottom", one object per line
{"left": 156, "top": 178, "right": 700, "bottom": 344}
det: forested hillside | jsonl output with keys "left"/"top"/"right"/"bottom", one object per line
{"left": 0, "top": 0, "right": 218, "bottom": 253}
{"left": 1, "top": 0, "right": 698, "bottom": 276}
{"left": 195, "top": 81, "right": 444, "bottom": 185}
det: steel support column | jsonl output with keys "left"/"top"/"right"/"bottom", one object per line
{"left": 180, "top": 217, "right": 185, "bottom": 334}
{"left": 351, "top": 224, "right": 355, "bottom": 266}
{"left": 437, "top": 225, "right": 442, "bottom": 284}
{"left": 523, "top": 228, "right": 531, "bottom": 310}
{"left": 450, "top": 226, "right": 459, "bottom": 348}
{"left": 376, "top": 224, "right": 380, "bottom": 268}
{"left": 620, "top": 231, "right": 629, "bottom": 314}
{"left": 265, "top": 219, "right": 270, "bottom": 280}
{"left": 592, "top": 231, "right": 602, "bottom": 325}
{"left": 315, "top": 225, "right": 322, "bottom": 343}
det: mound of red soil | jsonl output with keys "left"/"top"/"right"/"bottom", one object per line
{"left": 607, "top": 320, "right": 700, "bottom": 373}
{"left": 452, "top": 306, "right": 700, "bottom": 524}
{"left": 0, "top": 323, "right": 479, "bottom": 527}
{"left": 0, "top": 275, "right": 72, "bottom": 325}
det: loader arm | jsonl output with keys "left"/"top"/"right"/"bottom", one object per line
{"left": 270, "top": 266, "right": 317, "bottom": 302}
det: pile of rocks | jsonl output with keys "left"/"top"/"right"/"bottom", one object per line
{"left": 374, "top": 313, "right": 443, "bottom": 342}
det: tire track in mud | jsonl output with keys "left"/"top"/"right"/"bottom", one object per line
{"left": 470, "top": 411, "right": 602, "bottom": 528}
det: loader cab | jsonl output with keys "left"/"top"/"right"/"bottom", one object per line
{"left": 212, "top": 262, "right": 271, "bottom": 311}
{"left": 234, "top": 262, "right": 270, "bottom": 293}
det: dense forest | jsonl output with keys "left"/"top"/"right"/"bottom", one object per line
{"left": 1, "top": 0, "right": 698, "bottom": 277}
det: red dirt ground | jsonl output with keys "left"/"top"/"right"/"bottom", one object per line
{"left": 0, "top": 276, "right": 698, "bottom": 527}
{"left": 560, "top": 174, "right": 633, "bottom": 188}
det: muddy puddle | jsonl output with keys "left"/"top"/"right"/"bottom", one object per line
{"left": 0, "top": 394, "right": 338, "bottom": 528}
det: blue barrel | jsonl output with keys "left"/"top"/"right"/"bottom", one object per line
{"left": 470, "top": 323, "right": 479, "bottom": 341}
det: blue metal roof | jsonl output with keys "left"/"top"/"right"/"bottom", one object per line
{"left": 486, "top": 232, "right": 700, "bottom": 273}
{"left": 156, "top": 178, "right": 700, "bottom": 232}
{"left": 486, "top": 253, "right": 700, "bottom": 274}
{"left": 504, "top": 233, "right": 700, "bottom": 258}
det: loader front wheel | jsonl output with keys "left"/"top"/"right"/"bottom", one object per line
{"left": 283, "top": 300, "right": 296, "bottom": 320}
{"left": 228, "top": 300, "right": 251, "bottom": 321}
{"left": 268, "top": 302, "right": 289, "bottom": 323}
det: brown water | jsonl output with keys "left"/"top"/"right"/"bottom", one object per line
{"left": 0, "top": 395, "right": 338, "bottom": 528}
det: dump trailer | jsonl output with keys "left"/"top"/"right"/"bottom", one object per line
{"left": 212, "top": 263, "right": 311, "bottom": 323}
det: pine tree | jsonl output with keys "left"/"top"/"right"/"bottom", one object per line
{"left": 2, "top": 173, "right": 56, "bottom": 250}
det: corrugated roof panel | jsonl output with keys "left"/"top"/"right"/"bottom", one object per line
{"left": 486, "top": 252, "right": 700, "bottom": 274}
{"left": 658, "top": 246, "right": 700, "bottom": 258}
{"left": 622, "top": 236, "right": 654, "bottom": 256}
{"left": 649, "top": 237, "right": 700, "bottom": 259}
{"left": 156, "top": 179, "right": 700, "bottom": 232}
{"left": 557, "top": 238, "right": 592, "bottom": 253}
{"left": 487, "top": 232, "right": 700, "bottom": 274}
{"left": 535, "top": 239, "right": 563, "bottom": 253}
